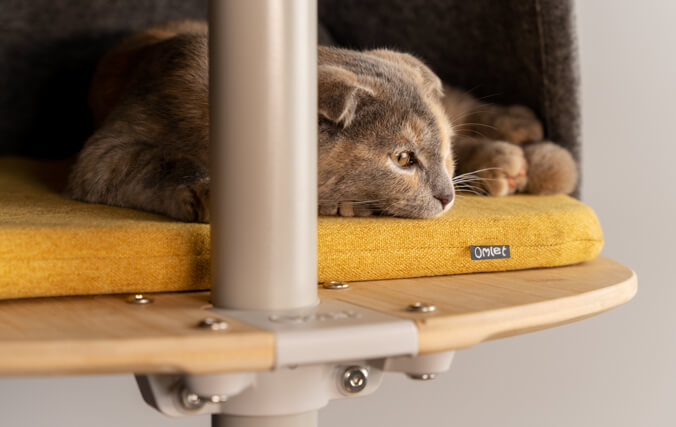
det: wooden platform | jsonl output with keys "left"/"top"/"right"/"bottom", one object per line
{"left": 0, "top": 257, "right": 636, "bottom": 376}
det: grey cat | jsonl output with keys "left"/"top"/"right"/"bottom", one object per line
{"left": 67, "top": 21, "right": 577, "bottom": 222}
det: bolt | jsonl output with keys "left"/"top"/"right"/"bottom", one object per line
{"left": 406, "top": 302, "right": 436, "bottom": 313}
{"left": 342, "top": 366, "right": 368, "bottom": 393}
{"left": 198, "top": 317, "right": 229, "bottom": 331}
{"left": 126, "top": 294, "right": 153, "bottom": 304}
{"left": 179, "top": 387, "right": 227, "bottom": 409}
{"left": 180, "top": 387, "right": 205, "bottom": 410}
{"left": 208, "top": 395, "right": 228, "bottom": 403}
{"left": 320, "top": 281, "right": 350, "bottom": 290}
{"left": 407, "top": 373, "right": 437, "bottom": 381}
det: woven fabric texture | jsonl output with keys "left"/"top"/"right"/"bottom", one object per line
{"left": 0, "top": 157, "right": 602, "bottom": 300}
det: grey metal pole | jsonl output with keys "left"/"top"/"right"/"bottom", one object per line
{"left": 209, "top": 0, "right": 318, "bottom": 311}
{"left": 209, "top": 0, "right": 319, "bottom": 424}
{"left": 212, "top": 413, "right": 318, "bottom": 427}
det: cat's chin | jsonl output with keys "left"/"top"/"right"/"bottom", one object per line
{"left": 380, "top": 206, "right": 447, "bottom": 219}
{"left": 318, "top": 198, "right": 451, "bottom": 219}
{"left": 415, "top": 210, "right": 447, "bottom": 219}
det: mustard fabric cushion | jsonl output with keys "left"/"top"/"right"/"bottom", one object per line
{"left": 0, "top": 157, "right": 603, "bottom": 300}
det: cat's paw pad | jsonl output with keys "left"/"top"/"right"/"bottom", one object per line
{"left": 524, "top": 142, "right": 578, "bottom": 195}
{"left": 319, "top": 204, "right": 338, "bottom": 216}
{"left": 337, "top": 202, "right": 372, "bottom": 217}
{"left": 174, "top": 179, "right": 210, "bottom": 223}
{"left": 493, "top": 106, "right": 544, "bottom": 145}
{"left": 319, "top": 202, "right": 373, "bottom": 217}
{"left": 465, "top": 141, "right": 528, "bottom": 197}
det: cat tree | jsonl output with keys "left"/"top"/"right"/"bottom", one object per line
{"left": 0, "top": 1, "right": 636, "bottom": 426}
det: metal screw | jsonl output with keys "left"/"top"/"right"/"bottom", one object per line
{"left": 406, "top": 302, "right": 436, "bottom": 313}
{"left": 126, "top": 294, "right": 153, "bottom": 304}
{"left": 320, "top": 281, "right": 350, "bottom": 290}
{"left": 180, "top": 387, "right": 205, "bottom": 410}
{"left": 407, "top": 373, "right": 437, "bottom": 381}
{"left": 208, "top": 394, "right": 228, "bottom": 403}
{"left": 198, "top": 317, "right": 229, "bottom": 331}
{"left": 342, "top": 366, "right": 368, "bottom": 393}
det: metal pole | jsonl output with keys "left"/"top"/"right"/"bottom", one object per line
{"left": 209, "top": 0, "right": 319, "bottom": 424}
{"left": 209, "top": 0, "right": 318, "bottom": 311}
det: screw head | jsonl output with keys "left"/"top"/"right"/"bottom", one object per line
{"left": 407, "top": 373, "right": 437, "bottom": 381}
{"left": 406, "top": 302, "right": 436, "bottom": 313}
{"left": 127, "top": 294, "right": 153, "bottom": 304}
{"left": 198, "top": 317, "right": 229, "bottom": 331}
{"left": 320, "top": 281, "right": 350, "bottom": 290}
{"left": 180, "top": 387, "right": 205, "bottom": 410}
{"left": 208, "top": 394, "right": 227, "bottom": 403}
{"left": 342, "top": 366, "right": 368, "bottom": 393}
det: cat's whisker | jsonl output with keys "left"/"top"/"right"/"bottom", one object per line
{"left": 452, "top": 122, "right": 498, "bottom": 131}
{"left": 453, "top": 167, "right": 503, "bottom": 180}
{"left": 458, "top": 188, "right": 488, "bottom": 196}
{"left": 453, "top": 176, "right": 501, "bottom": 184}
{"left": 454, "top": 128, "right": 492, "bottom": 139}
{"left": 454, "top": 180, "right": 488, "bottom": 187}
{"left": 454, "top": 183, "right": 488, "bottom": 195}
{"left": 455, "top": 188, "right": 486, "bottom": 196}
{"left": 446, "top": 106, "right": 494, "bottom": 124}
{"left": 455, "top": 182, "right": 486, "bottom": 191}
{"left": 456, "top": 181, "right": 493, "bottom": 191}
{"left": 474, "top": 92, "right": 503, "bottom": 103}
{"left": 446, "top": 109, "right": 485, "bottom": 125}
{"left": 453, "top": 175, "right": 492, "bottom": 182}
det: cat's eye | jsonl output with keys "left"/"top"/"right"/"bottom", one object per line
{"left": 390, "top": 151, "right": 417, "bottom": 168}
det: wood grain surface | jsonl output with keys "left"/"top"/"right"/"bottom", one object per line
{"left": 0, "top": 292, "right": 275, "bottom": 376}
{"left": 322, "top": 257, "right": 636, "bottom": 353}
{"left": 0, "top": 257, "right": 635, "bottom": 376}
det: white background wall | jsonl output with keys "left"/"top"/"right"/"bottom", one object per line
{"left": 2, "top": 1, "right": 675, "bottom": 425}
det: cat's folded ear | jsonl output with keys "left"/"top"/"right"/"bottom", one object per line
{"left": 318, "top": 65, "right": 373, "bottom": 128}
{"left": 368, "top": 49, "right": 443, "bottom": 99}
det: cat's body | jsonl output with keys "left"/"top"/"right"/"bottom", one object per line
{"left": 67, "top": 21, "right": 577, "bottom": 221}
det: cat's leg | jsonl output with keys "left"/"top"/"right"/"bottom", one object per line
{"left": 442, "top": 85, "right": 543, "bottom": 145}
{"left": 453, "top": 138, "right": 578, "bottom": 196}
{"left": 453, "top": 137, "right": 528, "bottom": 196}
{"left": 458, "top": 101, "right": 577, "bottom": 194}
{"left": 443, "top": 85, "right": 577, "bottom": 195}
{"left": 67, "top": 132, "right": 210, "bottom": 223}
{"left": 523, "top": 142, "right": 578, "bottom": 195}
{"left": 469, "top": 105, "right": 544, "bottom": 145}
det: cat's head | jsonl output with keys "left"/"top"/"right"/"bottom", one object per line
{"left": 317, "top": 47, "right": 455, "bottom": 219}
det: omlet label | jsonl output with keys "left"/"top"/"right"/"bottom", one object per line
{"left": 470, "top": 245, "right": 511, "bottom": 260}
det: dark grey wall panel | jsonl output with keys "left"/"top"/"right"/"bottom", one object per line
{"left": 0, "top": 0, "right": 578, "bottom": 163}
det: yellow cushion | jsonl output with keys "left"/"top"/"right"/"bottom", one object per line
{"left": 0, "top": 157, "right": 603, "bottom": 300}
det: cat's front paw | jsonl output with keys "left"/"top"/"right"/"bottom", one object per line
{"left": 462, "top": 141, "right": 528, "bottom": 197}
{"left": 337, "top": 201, "right": 373, "bottom": 217}
{"left": 524, "top": 142, "right": 578, "bottom": 195}
{"left": 319, "top": 204, "right": 338, "bottom": 216}
{"left": 319, "top": 202, "right": 373, "bottom": 217}
{"left": 173, "top": 179, "right": 210, "bottom": 223}
{"left": 492, "top": 105, "right": 544, "bottom": 145}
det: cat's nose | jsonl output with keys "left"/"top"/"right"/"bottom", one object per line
{"left": 434, "top": 193, "right": 454, "bottom": 209}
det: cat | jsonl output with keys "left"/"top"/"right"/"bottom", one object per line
{"left": 67, "top": 21, "right": 577, "bottom": 222}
